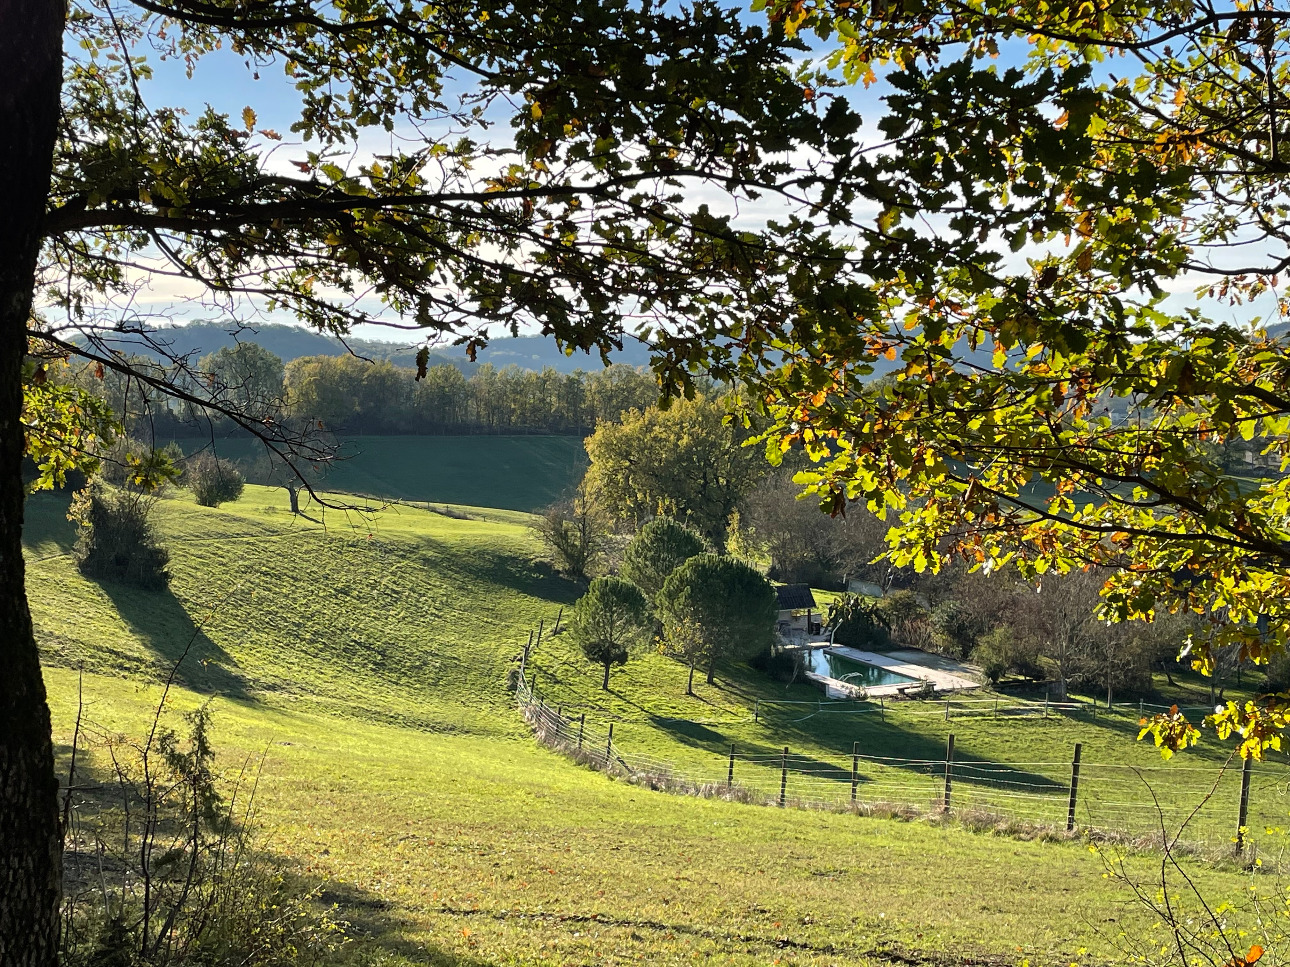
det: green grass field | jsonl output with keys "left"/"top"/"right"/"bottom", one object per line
{"left": 26, "top": 485, "right": 1290, "bottom": 966}
{"left": 182, "top": 434, "right": 589, "bottom": 511}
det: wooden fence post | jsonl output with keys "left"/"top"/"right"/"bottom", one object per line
{"left": 1067, "top": 742, "right": 1082, "bottom": 832}
{"left": 944, "top": 700, "right": 950, "bottom": 722}
{"left": 577, "top": 713, "right": 585, "bottom": 750}
{"left": 1044, "top": 689, "right": 1049, "bottom": 718}
{"left": 1237, "top": 756, "right": 1253, "bottom": 850}
{"left": 779, "top": 747, "right": 789, "bottom": 807}
{"left": 522, "top": 632, "right": 532, "bottom": 675}
{"left": 880, "top": 695, "right": 885, "bottom": 721}
{"left": 754, "top": 700, "right": 760, "bottom": 724}
{"left": 943, "top": 733, "right": 955, "bottom": 812}
{"left": 727, "top": 745, "right": 736, "bottom": 790}
{"left": 606, "top": 723, "right": 614, "bottom": 767}
{"left": 535, "top": 619, "right": 545, "bottom": 650}
{"left": 554, "top": 607, "right": 563, "bottom": 634}
{"left": 851, "top": 741, "right": 859, "bottom": 803}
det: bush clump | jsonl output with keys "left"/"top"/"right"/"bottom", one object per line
{"left": 61, "top": 703, "right": 346, "bottom": 967}
{"left": 71, "top": 484, "right": 170, "bottom": 589}
{"left": 826, "top": 593, "right": 891, "bottom": 649}
{"left": 186, "top": 453, "right": 245, "bottom": 507}
{"left": 748, "top": 644, "right": 805, "bottom": 683}
{"left": 972, "top": 627, "right": 1044, "bottom": 684}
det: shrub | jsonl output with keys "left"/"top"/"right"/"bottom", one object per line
{"left": 186, "top": 453, "right": 245, "bottom": 507}
{"left": 748, "top": 644, "right": 805, "bottom": 683}
{"left": 973, "top": 626, "right": 1044, "bottom": 684}
{"left": 60, "top": 703, "right": 345, "bottom": 967}
{"left": 930, "top": 599, "right": 988, "bottom": 659}
{"left": 1264, "top": 649, "right": 1290, "bottom": 692}
{"left": 70, "top": 484, "right": 170, "bottom": 589}
{"left": 531, "top": 483, "right": 605, "bottom": 580}
{"left": 826, "top": 593, "right": 891, "bottom": 649}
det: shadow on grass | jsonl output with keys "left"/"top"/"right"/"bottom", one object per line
{"left": 23, "top": 490, "right": 78, "bottom": 554}
{"left": 656, "top": 664, "right": 1068, "bottom": 796}
{"left": 97, "top": 579, "right": 252, "bottom": 700}
{"left": 445, "top": 549, "right": 583, "bottom": 609}
{"left": 313, "top": 878, "right": 507, "bottom": 967}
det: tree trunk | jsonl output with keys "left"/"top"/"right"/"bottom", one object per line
{"left": 602, "top": 662, "right": 610, "bottom": 691}
{"left": 1052, "top": 638, "right": 1070, "bottom": 699}
{"left": 686, "top": 661, "right": 695, "bottom": 696}
{"left": 0, "top": 1, "right": 67, "bottom": 963}
{"left": 287, "top": 481, "right": 300, "bottom": 514}
{"left": 706, "top": 654, "right": 716, "bottom": 686}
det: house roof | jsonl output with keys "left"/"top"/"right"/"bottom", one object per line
{"left": 775, "top": 584, "right": 817, "bottom": 611}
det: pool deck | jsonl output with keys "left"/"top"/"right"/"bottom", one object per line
{"left": 803, "top": 645, "right": 982, "bottom": 699}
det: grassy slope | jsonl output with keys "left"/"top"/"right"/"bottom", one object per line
{"left": 26, "top": 486, "right": 1283, "bottom": 966}
{"left": 189, "top": 434, "right": 589, "bottom": 511}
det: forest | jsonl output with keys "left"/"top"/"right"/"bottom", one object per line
{"left": 59, "top": 344, "right": 660, "bottom": 439}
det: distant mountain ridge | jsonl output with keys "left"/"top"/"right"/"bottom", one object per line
{"left": 79, "top": 321, "right": 653, "bottom": 374}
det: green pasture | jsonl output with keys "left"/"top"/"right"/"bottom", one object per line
{"left": 25, "top": 485, "right": 1290, "bottom": 965}
{"left": 179, "top": 434, "right": 589, "bottom": 511}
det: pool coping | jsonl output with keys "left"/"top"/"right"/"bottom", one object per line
{"left": 803, "top": 645, "right": 982, "bottom": 699}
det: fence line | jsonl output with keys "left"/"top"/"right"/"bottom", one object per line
{"left": 515, "top": 677, "right": 1285, "bottom": 848}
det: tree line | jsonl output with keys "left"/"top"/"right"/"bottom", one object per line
{"left": 59, "top": 343, "right": 660, "bottom": 440}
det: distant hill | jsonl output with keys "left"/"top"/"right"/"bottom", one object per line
{"left": 79, "top": 321, "right": 651, "bottom": 373}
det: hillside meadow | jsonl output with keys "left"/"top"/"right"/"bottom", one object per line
{"left": 25, "top": 485, "right": 1290, "bottom": 966}
{"left": 176, "top": 434, "right": 589, "bottom": 512}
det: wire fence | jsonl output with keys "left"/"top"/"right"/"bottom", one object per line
{"left": 515, "top": 676, "right": 1290, "bottom": 849}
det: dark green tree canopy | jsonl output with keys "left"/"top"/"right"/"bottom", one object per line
{"left": 197, "top": 343, "right": 286, "bottom": 422}
{"left": 656, "top": 553, "right": 779, "bottom": 684}
{"left": 620, "top": 517, "right": 707, "bottom": 602}
{"left": 567, "top": 576, "right": 652, "bottom": 690}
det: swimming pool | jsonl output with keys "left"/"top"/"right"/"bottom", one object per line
{"left": 804, "top": 649, "right": 920, "bottom": 689}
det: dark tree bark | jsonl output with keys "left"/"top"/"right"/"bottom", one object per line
{"left": 601, "top": 662, "right": 611, "bottom": 691}
{"left": 0, "top": 0, "right": 67, "bottom": 963}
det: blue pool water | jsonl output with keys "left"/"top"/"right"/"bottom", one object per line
{"left": 805, "top": 650, "right": 919, "bottom": 688}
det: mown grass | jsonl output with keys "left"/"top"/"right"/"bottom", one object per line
{"left": 185, "top": 434, "right": 588, "bottom": 511}
{"left": 26, "top": 485, "right": 1290, "bottom": 965}
{"left": 42, "top": 666, "right": 1277, "bottom": 967}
